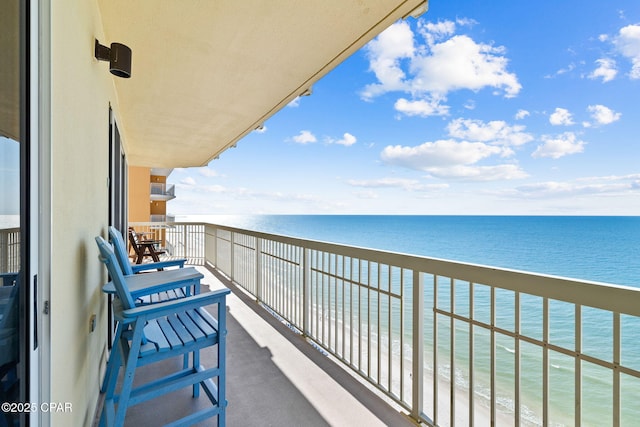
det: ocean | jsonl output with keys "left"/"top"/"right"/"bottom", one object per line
{"left": 179, "top": 214, "right": 640, "bottom": 426}
{"left": 181, "top": 214, "right": 640, "bottom": 288}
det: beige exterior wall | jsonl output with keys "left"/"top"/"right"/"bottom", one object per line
{"left": 49, "top": 0, "right": 121, "bottom": 424}
{"left": 128, "top": 166, "right": 151, "bottom": 222}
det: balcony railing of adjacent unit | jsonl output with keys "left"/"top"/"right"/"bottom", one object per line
{"left": 130, "top": 221, "right": 640, "bottom": 427}
{"left": 150, "top": 183, "right": 176, "bottom": 200}
{"left": 0, "top": 227, "right": 20, "bottom": 274}
{"left": 149, "top": 214, "right": 175, "bottom": 223}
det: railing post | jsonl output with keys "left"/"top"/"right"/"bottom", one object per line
{"left": 230, "top": 231, "right": 235, "bottom": 283}
{"left": 214, "top": 226, "right": 219, "bottom": 267}
{"left": 412, "top": 269, "right": 424, "bottom": 422}
{"left": 256, "top": 237, "right": 262, "bottom": 301}
{"left": 202, "top": 224, "right": 207, "bottom": 264}
{"left": 182, "top": 224, "right": 188, "bottom": 259}
{"left": 0, "top": 230, "right": 7, "bottom": 272}
{"left": 302, "top": 248, "right": 311, "bottom": 337}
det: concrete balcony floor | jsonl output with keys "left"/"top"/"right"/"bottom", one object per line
{"left": 100, "top": 265, "right": 417, "bottom": 426}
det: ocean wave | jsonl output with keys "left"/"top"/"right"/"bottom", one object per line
{"left": 499, "top": 344, "right": 516, "bottom": 354}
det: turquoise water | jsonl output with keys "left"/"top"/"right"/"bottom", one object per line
{"left": 186, "top": 215, "right": 640, "bottom": 287}
{"left": 182, "top": 215, "right": 640, "bottom": 425}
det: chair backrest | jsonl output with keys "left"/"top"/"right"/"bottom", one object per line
{"left": 109, "top": 226, "right": 134, "bottom": 275}
{"left": 128, "top": 227, "right": 143, "bottom": 256}
{"left": 95, "top": 236, "right": 137, "bottom": 310}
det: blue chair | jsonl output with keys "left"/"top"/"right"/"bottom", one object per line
{"left": 101, "top": 232, "right": 204, "bottom": 392}
{"left": 96, "top": 236, "right": 229, "bottom": 427}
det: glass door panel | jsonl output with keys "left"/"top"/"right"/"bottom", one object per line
{"left": 1, "top": 0, "right": 26, "bottom": 425}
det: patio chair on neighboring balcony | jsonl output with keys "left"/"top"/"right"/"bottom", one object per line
{"left": 96, "top": 236, "right": 229, "bottom": 427}
{"left": 108, "top": 225, "right": 197, "bottom": 305}
{"left": 128, "top": 227, "right": 167, "bottom": 264}
{"left": 111, "top": 226, "right": 185, "bottom": 274}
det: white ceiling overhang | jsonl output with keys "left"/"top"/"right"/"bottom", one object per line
{"left": 98, "top": 0, "right": 427, "bottom": 168}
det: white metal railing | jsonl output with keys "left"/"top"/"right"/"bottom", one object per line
{"left": 0, "top": 227, "right": 20, "bottom": 273}
{"left": 133, "top": 222, "right": 640, "bottom": 426}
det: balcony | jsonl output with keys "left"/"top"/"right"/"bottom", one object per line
{"left": 121, "top": 222, "right": 640, "bottom": 426}
{"left": 150, "top": 183, "right": 176, "bottom": 201}
{"left": 114, "top": 264, "right": 415, "bottom": 427}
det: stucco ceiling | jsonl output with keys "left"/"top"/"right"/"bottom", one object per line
{"left": 98, "top": 0, "right": 427, "bottom": 168}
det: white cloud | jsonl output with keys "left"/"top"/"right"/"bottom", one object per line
{"left": 587, "top": 104, "right": 621, "bottom": 125}
{"left": 352, "top": 190, "right": 379, "bottom": 199}
{"left": 379, "top": 116, "right": 534, "bottom": 181}
{"left": 446, "top": 118, "right": 533, "bottom": 147}
{"left": 362, "top": 19, "right": 521, "bottom": 113}
{"left": 409, "top": 34, "right": 521, "bottom": 97}
{"left": 418, "top": 20, "right": 457, "bottom": 45}
{"left": 426, "top": 164, "right": 527, "bottom": 181}
{"left": 333, "top": 133, "right": 357, "bottom": 147}
{"left": 508, "top": 174, "right": 640, "bottom": 199}
{"left": 549, "top": 108, "right": 575, "bottom": 126}
{"left": 464, "top": 100, "right": 476, "bottom": 110}
{"left": 532, "top": 132, "right": 586, "bottom": 159}
{"left": 197, "top": 167, "right": 219, "bottom": 177}
{"left": 180, "top": 177, "right": 196, "bottom": 186}
{"left": 380, "top": 139, "right": 527, "bottom": 181}
{"left": 291, "top": 130, "right": 317, "bottom": 144}
{"left": 613, "top": 24, "right": 640, "bottom": 79}
{"left": 347, "top": 177, "right": 448, "bottom": 191}
{"left": 515, "top": 109, "right": 530, "bottom": 120}
{"left": 589, "top": 58, "right": 618, "bottom": 82}
{"left": 394, "top": 97, "right": 449, "bottom": 117}
{"left": 198, "top": 184, "right": 227, "bottom": 193}
{"left": 287, "top": 97, "right": 301, "bottom": 107}
{"left": 361, "top": 21, "right": 415, "bottom": 100}
{"left": 382, "top": 139, "right": 503, "bottom": 170}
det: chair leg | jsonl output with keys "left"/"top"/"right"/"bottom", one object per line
{"left": 218, "top": 304, "right": 227, "bottom": 427}
{"left": 192, "top": 350, "right": 200, "bottom": 398}
{"left": 101, "top": 322, "right": 124, "bottom": 393}
{"left": 112, "top": 321, "right": 145, "bottom": 427}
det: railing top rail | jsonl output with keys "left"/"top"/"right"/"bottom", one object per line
{"left": 134, "top": 221, "right": 640, "bottom": 316}
{"left": 0, "top": 227, "right": 20, "bottom": 232}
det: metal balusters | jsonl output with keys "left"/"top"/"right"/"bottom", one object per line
{"left": 134, "top": 222, "right": 640, "bottom": 427}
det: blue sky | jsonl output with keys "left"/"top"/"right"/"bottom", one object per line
{"left": 170, "top": 1, "right": 640, "bottom": 216}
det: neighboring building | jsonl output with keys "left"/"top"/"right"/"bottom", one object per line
{"left": 128, "top": 167, "right": 175, "bottom": 224}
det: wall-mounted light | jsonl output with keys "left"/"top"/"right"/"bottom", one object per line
{"left": 95, "top": 39, "right": 132, "bottom": 78}
{"left": 300, "top": 87, "right": 312, "bottom": 97}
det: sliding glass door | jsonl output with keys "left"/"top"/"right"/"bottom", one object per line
{"left": 1, "top": 0, "right": 34, "bottom": 425}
